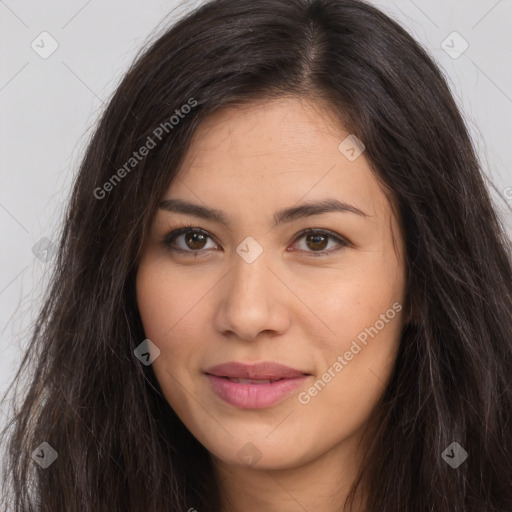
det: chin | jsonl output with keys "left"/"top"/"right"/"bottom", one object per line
{"left": 206, "top": 434, "right": 312, "bottom": 471}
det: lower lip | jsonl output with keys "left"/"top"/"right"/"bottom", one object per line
{"left": 206, "top": 374, "right": 309, "bottom": 409}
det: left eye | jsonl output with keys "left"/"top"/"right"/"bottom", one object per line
{"left": 162, "top": 227, "right": 349, "bottom": 256}
{"left": 292, "top": 229, "right": 349, "bottom": 255}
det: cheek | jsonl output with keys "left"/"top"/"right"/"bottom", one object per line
{"left": 135, "top": 262, "right": 204, "bottom": 374}
{"left": 298, "top": 287, "right": 403, "bottom": 439}
{"left": 299, "top": 257, "right": 405, "bottom": 347}
{"left": 136, "top": 260, "right": 207, "bottom": 341}
{"left": 313, "top": 287, "right": 403, "bottom": 394}
{"left": 136, "top": 263, "right": 206, "bottom": 417}
{"left": 298, "top": 254, "right": 405, "bottom": 406}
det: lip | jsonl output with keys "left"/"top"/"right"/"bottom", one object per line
{"left": 205, "top": 361, "right": 309, "bottom": 380}
{"left": 204, "top": 361, "right": 311, "bottom": 409}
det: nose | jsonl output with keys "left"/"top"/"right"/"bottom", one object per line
{"left": 213, "top": 250, "right": 291, "bottom": 341}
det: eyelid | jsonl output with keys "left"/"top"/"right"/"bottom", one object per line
{"left": 291, "top": 228, "right": 350, "bottom": 253}
{"left": 161, "top": 223, "right": 350, "bottom": 256}
{"left": 161, "top": 225, "right": 218, "bottom": 255}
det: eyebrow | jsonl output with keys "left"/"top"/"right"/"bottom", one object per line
{"left": 158, "top": 198, "right": 368, "bottom": 228}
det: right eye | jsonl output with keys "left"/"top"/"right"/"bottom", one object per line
{"left": 161, "top": 225, "right": 219, "bottom": 256}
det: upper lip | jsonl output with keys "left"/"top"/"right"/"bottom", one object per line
{"left": 205, "top": 361, "right": 309, "bottom": 380}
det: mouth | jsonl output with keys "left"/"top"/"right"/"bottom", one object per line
{"left": 213, "top": 377, "right": 289, "bottom": 384}
{"left": 204, "top": 360, "right": 310, "bottom": 380}
{"left": 204, "top": 361, "right": 311, "bottom": 409}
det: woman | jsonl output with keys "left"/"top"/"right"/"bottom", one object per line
{"left": 1, "top": 0, "right": 511, "bottom": 510}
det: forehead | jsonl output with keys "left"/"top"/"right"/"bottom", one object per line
{"left": 180, "top": 96, "right": 347, "bottom": 173}
{"left": 169, "top": 96, "right": 391, "bottom": 222}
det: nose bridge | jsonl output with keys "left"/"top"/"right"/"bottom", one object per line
{"left": 214, "top": 242, "right": 289, "bottom": 340}
{"left": 229, "top": 245, "right": 272, "bottom": 314}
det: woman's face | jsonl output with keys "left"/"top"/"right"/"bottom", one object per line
{"left": 136, "top": 96, "right": 407, "bottom": 472}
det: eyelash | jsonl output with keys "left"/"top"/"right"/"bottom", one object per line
{"left": 160, "top": 223, "right": 350, "bottom": 258}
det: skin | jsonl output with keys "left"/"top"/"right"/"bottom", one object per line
{"left": 136, "top": 96, "right": 408, "bottom": 512}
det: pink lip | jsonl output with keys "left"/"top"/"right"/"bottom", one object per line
{"left": 205, "top": 361, "right": 308, "bottom": 380}
{"left": 206, "top": 375, "right": 309, "bottom": 409}
{"left": 204, "top": 361, "right": 311, "bottom": 409}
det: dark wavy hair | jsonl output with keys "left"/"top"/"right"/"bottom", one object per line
{"left": 1, "top": 0, "right": 512, "bottom": 510}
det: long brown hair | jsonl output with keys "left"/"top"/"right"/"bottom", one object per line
{"left": 2, "top": 0, "right": 512, "bottom": 510}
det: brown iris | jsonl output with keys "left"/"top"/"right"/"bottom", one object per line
{"left": 305, "top": 233, "right": 328, "bottom": 251}
{"left": 185, "top": 232, "right": 208, "bottom": 250}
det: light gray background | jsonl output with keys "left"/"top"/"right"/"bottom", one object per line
{"left": 1, "top": 0, "right": 511, "bottom": 429}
